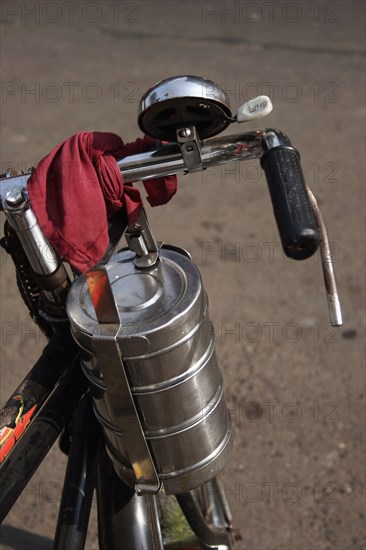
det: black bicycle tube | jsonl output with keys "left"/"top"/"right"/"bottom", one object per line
{"left": 0, "top": 362, "right": 86, "bottom": 523}
{"left": 53, "top": 393, "right": 100, "bottom": 550}
{"left": 0, "top": 329, "right": 79, "bottom": 466}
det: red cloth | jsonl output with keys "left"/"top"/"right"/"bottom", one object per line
{"left": 27, "top": 132, "right": 177, "bottom": 273}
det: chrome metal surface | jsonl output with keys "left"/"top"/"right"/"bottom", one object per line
{"left": 307, "top": 188, "right": 343, "bottom": 326}
{"left": 202, "top": 478, "right": 233, "bottom": 529}
{"left": 128, "top": 234, "right": 149, "bottom": 257}
{"left": 5, "top": 188, "right": 25, "bottom": 207}
{"left": 3, "top": 190, "right": 60, "bottom": 276}
{"left": 117, "top": 128, "right": 292, "bottom": 182}
{"left": 138, "top": 75, "right": 232, "bottom": 140}
{"left": 176, "top": 125, "right": 203, "bottom": 172}
{"left": 93, "top": 328, "right": 161, "bottom": 494}
{"left": 67, "top": 247, "right": 232, "bottom": 494}
{"left": 140, "top": 76, "right": 231, "bottom": 112}
{"left": 97, "top": 447, "right": 164, "bottom": 550}
{"left": 176, "top": 490, "right": 232, "bottom": 548}
{"left": 84, "top": 264, "right": 161, "bottom": 493}
{"left": 117, "top": 145, "right": 185, "bottom": 181}
{"left": 125, "top": 209, "right": 160, "bottom": 268}
{"left": 0, "top": 129, "right": 293, "bottom": 190}
{"left": 0, "top": 173, "right": 31, "bottom": 207}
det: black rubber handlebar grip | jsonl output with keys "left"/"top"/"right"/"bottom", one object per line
{"left": 260, "top": 147, "right": 319, "bottom": 260}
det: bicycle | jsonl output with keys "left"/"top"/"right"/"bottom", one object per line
{"left": 0, "top": 75, "right": 342, "bottom": 549}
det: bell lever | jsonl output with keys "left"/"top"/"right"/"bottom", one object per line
{"left": 236, "top": 95, "right": 273, "bottom": 123}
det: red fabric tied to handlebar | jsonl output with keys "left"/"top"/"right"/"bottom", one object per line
{"left": 27, "top": 132, "right": 177, "bottom": 273}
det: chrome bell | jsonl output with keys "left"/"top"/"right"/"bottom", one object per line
{"left": 138, "top": 75, "right": 233, "bottom": 141}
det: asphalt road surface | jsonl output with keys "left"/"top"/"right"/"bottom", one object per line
{"left": 0, "top": 1, "right": 365, "bottom": 549}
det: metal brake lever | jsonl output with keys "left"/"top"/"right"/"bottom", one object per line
{"left": 307, "top": 187, "right": 343, "bottom": 327}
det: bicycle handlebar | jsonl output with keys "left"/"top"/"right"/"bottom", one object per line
{"left": 1, "top": 128, "right": 319, "bottom": 260}
{"left": 0, "top": 127, "right": 344, "bottom": 324}
{"left": 117, "top": 128, "right": 319, "bottom": 260}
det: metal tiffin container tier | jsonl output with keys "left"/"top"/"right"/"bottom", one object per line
{"left": 66, "top": 246, "right": 232, "bottom": 494}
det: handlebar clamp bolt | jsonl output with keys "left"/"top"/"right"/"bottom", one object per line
{"left": 5, "top": 188, "right": 25, "bottom": 208}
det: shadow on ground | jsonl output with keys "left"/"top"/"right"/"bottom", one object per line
{"left": 0, "top": 524, "right": 52, "bottom": 550}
